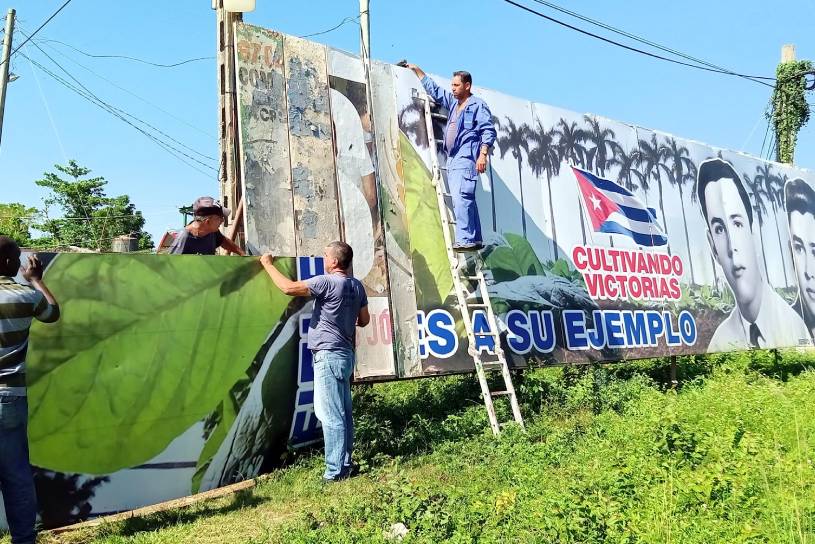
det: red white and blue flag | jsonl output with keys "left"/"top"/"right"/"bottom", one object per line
{"left": 571, "top": 166, "right": 667, "bottom": 247}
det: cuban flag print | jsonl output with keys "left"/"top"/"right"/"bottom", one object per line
{"left": 571, "top": 166, "right": 668, "bottom": 247}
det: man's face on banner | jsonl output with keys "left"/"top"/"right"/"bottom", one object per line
{"left": 789, "top": 209, "right": 815, "bottom": 318}
{"left": 705, "top": 177, "right": 761, "bottom": 306}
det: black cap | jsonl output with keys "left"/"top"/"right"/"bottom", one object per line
{"left": 193, "top": 196, "right": 230, "bottom": 219}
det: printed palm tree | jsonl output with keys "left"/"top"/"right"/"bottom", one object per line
{"left": 497, "top": 117, "right": 532, "bottom": 239}
{"left": 487, "top": 115, "right": 501, "bottom": 231}
{"left": 528, "top": 119, "right": 562, "bottom": 259}
{"left": 690, "top": 157, "right": 720, "bottom": 291}
{"left": 636, "top": 134, "right": 669, "bottom": 241}
{"left": 397, "top": 102, "right": 429, "bottom": 148}
{"left": 755, "top": 163, "right": 789, "bottom": 285}
{"left": 659, "top": 137, "right": 698, "bottom": 284}
{"left": 743, "top": 172, "right": 771, "bottom": 281}
{"left": 607, "top": 144, "right": 645, "bottom": 192}
{"left": 554, "top": 118, "right": 589, "bottom": 243}
{"left": 583, "top": 115, "right": 616, "bottom": 176}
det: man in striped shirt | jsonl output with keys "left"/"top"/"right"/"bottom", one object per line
{"left": 0, "top": 236, "right": 60, "bottom": 544}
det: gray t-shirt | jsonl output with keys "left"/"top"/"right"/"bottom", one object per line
{"left": 305, "top": 273, "right": 368, "bottom": 352}
{"left": 168, "top": 228, "right": 225, "bottom": 255}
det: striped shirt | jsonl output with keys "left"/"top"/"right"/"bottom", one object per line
{"left": 0, "top": 276, "right": 60, "bottom": 397}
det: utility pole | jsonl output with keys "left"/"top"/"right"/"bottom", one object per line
{"left": 359, "top": 0, "right": 370, "bottom": 62}
{"left": 214, "top": 1, "right": 243, "bottom": 245}
{"left": 0, "top": 8, "right": 16, "bottom": 150}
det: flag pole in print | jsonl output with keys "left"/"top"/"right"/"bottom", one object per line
{"left": 571, "top": 166, "right": 668, "bottom": 247}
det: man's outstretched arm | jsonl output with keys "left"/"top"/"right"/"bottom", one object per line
{"left": 405, "top": 63, "right": 452, "bottom": 109}
{"left": 260, "top": 254, "right": 310, "bottom": 296}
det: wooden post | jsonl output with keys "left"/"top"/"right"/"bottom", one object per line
{"left": 781, "top": 44, "right": 796, "bottom": 63}
{"left": 670, "top": 355, "right": 678, "bottom": 389}
{"left": 216, "top": 2, "right": 244, "bottom": 247}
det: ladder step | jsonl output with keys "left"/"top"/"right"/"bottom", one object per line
{"left": 473, "top": 331, "right": 500, "bottom": 337}
{"left": 490, "top": 390, "right": 511, "bottom": 397}
{"left": 431, "top": 112, "right": 448, "bottom": 119}
{"left": 467, "top": 303, "right": 488, "bottom": 308}
{"left": 480, "top": 362, "right": 504, "bottom": 371}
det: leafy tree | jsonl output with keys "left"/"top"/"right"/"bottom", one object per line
{"left": 33, "top": 161, "right": 153, "bottom": 251}
{"left": 660, "top": 138, "right": 698, "bottom": 284}
{"left": 0, "top": 202, "right": 39, "bottom": 247}
{"left": 527, "top": 120, "right": 562, "bottom": 259}
{"left": 497, "top": 118, "right": 532, "bottom": 239}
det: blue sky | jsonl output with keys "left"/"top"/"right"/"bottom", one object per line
{"left": 1, "top": 0, "right": 813, "bottom": 243}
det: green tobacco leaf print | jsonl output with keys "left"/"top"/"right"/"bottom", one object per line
{"left": 484, "top": 233, "right": 545, "bottom": 282}
{"left": 27, "top": 254, "right": 294, "bottom": 474}
{"left": 401, "top": 133, "right": 452, "bottom": 306}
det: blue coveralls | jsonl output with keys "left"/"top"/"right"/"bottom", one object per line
{"left": 421, "top": 75, "right": 497, "bottom": 245}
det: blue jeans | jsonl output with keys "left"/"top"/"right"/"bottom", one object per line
{"left": 0, "top": 396, "right": 37, "bottom": 544}
{"left": 312, "top": 349, "right": 355, "bottom": 480}
{"left": 448, "top": 164, "right": 482, "bottom": 245}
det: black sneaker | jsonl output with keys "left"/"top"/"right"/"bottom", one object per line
{"left": 453, "top": 242, "right": 484, "bottom": 252}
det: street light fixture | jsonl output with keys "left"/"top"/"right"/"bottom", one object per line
{"left": 222, "top": 0, "right": 255, "bottom": 12}
{"left": 8, "top": 73, "right": 18, "bottom": 83}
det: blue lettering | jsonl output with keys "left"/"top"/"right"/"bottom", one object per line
{"left": 623, "top": 311, "right": 649, "bottom": 346}
{"left": 563, "top": 310, "right": 589, "bottom": 350}
{"left": 506, "top": 310, "right": 532, "bottom": 354}
{"left": 663, "top": 312, "right": 681, "bottom": 346}
{"left": 529, "top": 311, "right": 556, "bottom": 353}
{"left": 647, "top": 312, "right": 664, "bottom": 344}
{"left": 426, "top": 309, "right": 458, "bottom": 358}
{"left": 297, "top": 256, "right": 325, "bottom": 281}
{"left": 678, "top": 311, "right": 697, "bottom": 346}
{"left": 604, "top": 311, "right": 626, "bottom": 347}
{"left": 587, "top": 310, "right": 606, "bottom": 349}
{"left": 472, "top": 311, "right": 495, "bottom": 354}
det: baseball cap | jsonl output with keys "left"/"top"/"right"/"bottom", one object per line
{"left": 193, "top": 196, "right": 230, "bottom": 219}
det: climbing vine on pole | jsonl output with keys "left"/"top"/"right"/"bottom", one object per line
{"left": 770, "top": 60, "right": 813, "bottom": 164}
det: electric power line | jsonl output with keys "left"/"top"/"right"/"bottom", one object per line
{"left": 18, "top": 28, "right": 216, "bottom": 164}
{"left": 22, "top": 52, "right": 217, "bottom": 177}
{"left": 38, "top": 38, "right": 214, "bottom": 68}
{"left": 501, "top": 0, "right": 775, "bottom": 88}
{"left": 33, "top": 35, "right": 216, "bottom": 139}
{"left": 300, "top": 15, "right": 360, "bottom": 38}
{"left": 526, "top": 0, "right": 776, "bottom": 85}
{"left": 0, "top": 0, "right": 74, "bottom": 68}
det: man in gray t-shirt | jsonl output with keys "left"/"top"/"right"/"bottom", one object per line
{"left": 261, "top": 241, "right": 369, "bottom": 482}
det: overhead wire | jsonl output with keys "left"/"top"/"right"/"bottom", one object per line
{"left": 501, "top": 0, "right": 775, "bottom": 88}
{"left": 0, "top": 0, "right": 74, "bottom": 68}
{"left": 33, "top": 35, "right": 216, "bottom": 139}
{"left": 19, "top": 27, "right": 216, "bottom": 163}
{"left": 22, "top": 52, "right": 217, "bottom": 177}
{"left": 36, "top": 38, "right": 214, "bottom": 68}
{"left": 17, "top": 32, "right": 218, "bottom": 177}
{"left": 526, "top": 0, "right": 776, "bottom": 84}
{"left": 300, "top": 14, "right": 361, "bottom": 38}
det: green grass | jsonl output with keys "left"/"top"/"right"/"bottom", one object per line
{"left": 7, "top": 350, "right": 815, "bottom": 543}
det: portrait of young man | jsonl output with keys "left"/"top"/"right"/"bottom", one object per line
{"left": 696, "top": 158, "right": 810, "bottom": 351}
{"left": 784, "top": 177, "right": 815, "bottom": 339}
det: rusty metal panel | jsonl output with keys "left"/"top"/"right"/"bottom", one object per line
{"left": 370, "top": 60, "right": 420, "bottom": 377}
{"left": 234, "top": 23, "right": 295, "bottom": 255}
{"left": 283, "top": 35, "right": 340, "bottom": 256}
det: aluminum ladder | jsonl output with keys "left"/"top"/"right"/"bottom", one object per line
{"left": 412, "top": 88, "right": 524, "bottom": 435}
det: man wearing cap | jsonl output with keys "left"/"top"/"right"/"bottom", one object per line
{"left": 168, "top": 196, "right": 245, "bottom": 256}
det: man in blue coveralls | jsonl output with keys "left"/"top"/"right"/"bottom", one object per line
{"left": 405, "top": 63, "right": 497, "bottom": 252}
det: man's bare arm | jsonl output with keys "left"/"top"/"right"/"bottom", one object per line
{"left": 260, "top": 254, "right": 310, "bottom": 296}
{"left": 357, "top": 305, "right": 370, "bottom": 327}
{"left": 220, "top": 236, "right": 246, "bottom": 256}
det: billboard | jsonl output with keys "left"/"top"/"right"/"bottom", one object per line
{"left": 7, "top": 23, "right": 815, "bottom": 529}
{"left": 233, "top": 23, "right": 815, "bottom": 377}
